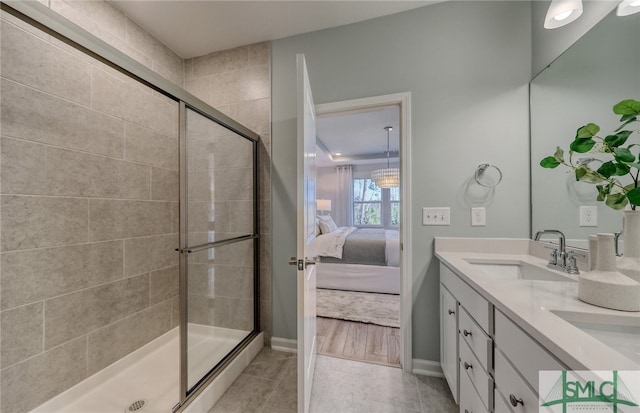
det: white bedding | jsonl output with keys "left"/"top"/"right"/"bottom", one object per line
{"left": 313, "top": 227, "right": 399, "bottom": 266}
{"left": 316, "top": 263, "right": 400, "bottom": 294}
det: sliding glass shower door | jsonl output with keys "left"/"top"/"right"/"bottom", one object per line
{"left": 180, "top": 107, "right": 259, "bottom": 394}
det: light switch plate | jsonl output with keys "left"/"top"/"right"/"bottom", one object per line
{"left": 579, "top": 206, "right": 597, "bottom": 227}
{"left": 423, "top": 207, "right": 450, "bottom": 226}
{"left": 471, "top": 207, "right": 486, "bottom": 226}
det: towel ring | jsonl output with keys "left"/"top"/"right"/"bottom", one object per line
{"left": 474, "top": 163, "right": 502, "bottom": 188}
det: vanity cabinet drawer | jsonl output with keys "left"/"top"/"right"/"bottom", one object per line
{"left": 494, "top": 310, "right": 563, "bottom": 391}
{"left": 441, "top": 264, "right": 491, "bottom": 331}
{"left": 494, "top": 349, "right": 541, "bottom": 413}
{"left": 459, "top": 338, "right": 493, "bottom": 411}
{"left": 459, "top": 307, "right": 492, "bottom": 371}
{"left": 494, "top": 388, "right": 514, "bottom": 413}
{"left": 459, "top": 363, "right": 489, "bottom": 413}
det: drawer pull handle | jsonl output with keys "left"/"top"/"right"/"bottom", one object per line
{"left": 448, "top": 309, "right": 455, "bottom": 315}
{"left": 463, "top": 361, "right": 472, "bottom": 370}
{"left": 463, "top": 329, "right": 472, "bottom": 337}
{"left": 509, "top": 394, "right": 524, "bottom": 407}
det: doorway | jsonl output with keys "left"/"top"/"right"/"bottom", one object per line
{"left": 313, "top": 93, "right": 412, "bottom": 371}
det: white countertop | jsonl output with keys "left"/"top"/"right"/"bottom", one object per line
{"left": 435, "top": 237, "right": 639, "bottom": 372}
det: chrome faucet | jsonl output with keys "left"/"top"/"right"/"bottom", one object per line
{"left": 534, "top": 229, "right": 570, "bottom": 272}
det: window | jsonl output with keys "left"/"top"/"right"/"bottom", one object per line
{"left": 353, "top": 178, "right": 400, "bottom": 228}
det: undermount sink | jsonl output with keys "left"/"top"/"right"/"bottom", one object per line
{"left": 464, "top": 259, "right": 577, "bottom": 282}
{"left": 550, "top": 310, "right": 640, "bottom": 364}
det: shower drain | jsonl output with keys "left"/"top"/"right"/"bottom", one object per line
{"left": 125, "top": 399, "right": 148, "bottom": 412}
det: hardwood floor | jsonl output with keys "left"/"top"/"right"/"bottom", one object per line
{"left": 316, "top": 317, "right": 401, "bottom": 368}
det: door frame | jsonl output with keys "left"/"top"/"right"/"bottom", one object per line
{"left": 315, "top": 92, "right": 412, "bottom": 372}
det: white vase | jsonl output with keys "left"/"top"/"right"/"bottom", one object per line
{"left": 617, "top": 209, "right": 640, "bottom": 282}
{"left": 578, "top": 233, "right": 640, "bottom": 312}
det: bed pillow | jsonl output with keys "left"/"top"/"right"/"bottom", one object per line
{"left": 315, "top": 218, "right": 321, "bottom": 236}
{"left": 317, "top": 215, "right": 338, "bottom": 234}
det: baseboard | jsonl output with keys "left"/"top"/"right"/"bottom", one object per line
{"left": 270, "top": 336, "right": 297, "bottom": 353}
{"left": 412, "top": 359, "right": 444, "bottom": 377}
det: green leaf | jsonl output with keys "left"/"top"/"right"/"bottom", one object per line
{"left": 614, "top": 163, "right": 631, "bottom": 176}
{"left": 596, "top": 185, "right": 608, "bottom": 202}
{"left": 576, "top": 123, "right": 600, "bottom": 138}
{"left": 614, "top": 147, "right": 636, "bottom": 163}
{"left": 627, "top": 187, "right": 640, "bottom": 207}
{"left": 540, "top": 156, "right": 560, "bottom": 168}
{"left": 604, "top": 131, "right": 632, "bottom": 147}
{"left": 597, "top": 162, "right": 616, "bottom": 178}
{"left": 613, "top": 99, "right": 640, "bottom": 115}
{"left": 570, "top": 138, "right": 596, "bottom": 153}
{"left": 620, "top": 113, "right": 638, "bottom": 122}
{"left": 625, "top": 162, "right": 640, "bottom": 170}
{"left": 615, "top": 118, "right": 638, "bottom": 132}
{"left": 605, "top": 193, "right": 629, "bottom": 210}
{"left": 553, "top": 147, "right": 564, "bottom": 163}
{"left": 575, "top": 167, "right": 587, "bottom": 181}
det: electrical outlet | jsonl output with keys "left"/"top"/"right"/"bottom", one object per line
{"left": 471, "top": 207, "right": 486, "bottom": 226}
{"left": 423, "top": 207, "right": 450, "bottom": 226}
{"left": 579, "top": 206, "right": 598, "bottom": 227}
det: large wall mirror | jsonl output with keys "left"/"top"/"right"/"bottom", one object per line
{"left": 530, "top": 9, "right": 640, "bottom": 248}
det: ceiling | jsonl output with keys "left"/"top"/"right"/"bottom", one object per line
{"left": 316, "top": 106, "right": 399, "bottom": 167}
{"left": 109, "top": 1, "right": 444, "bottom": 59}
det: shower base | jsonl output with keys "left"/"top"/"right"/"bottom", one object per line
{"left": 30, "top": 325, "right": 263, "bottom": 413}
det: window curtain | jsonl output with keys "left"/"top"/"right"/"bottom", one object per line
{"left": 335, "top": 165, "right": 353, "bottom": 227}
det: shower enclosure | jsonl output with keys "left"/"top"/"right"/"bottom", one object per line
{"left": 0, "top": 2, "right": 260, "bottom": 412}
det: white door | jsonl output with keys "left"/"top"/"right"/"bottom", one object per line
{"left": 296, "top": 54, "right": 317, "bottom": 413}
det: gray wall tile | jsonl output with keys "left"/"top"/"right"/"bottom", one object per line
{"left": 187, "top": 293, "right": 214, "bottom": 325}
{"left": 44, "top": 274, "right": 149, "bottom": 348}
{"left": 150, "top": 266, "right": 179, "bottom": 304}
{"left": 1, "top": 337, "right": 87, "bottom": 413}
{"left": 214, "top": 265, "right": 254, "bottom": 300}
{"left": 87, "top": 300, "right": 171, "bottom": 375}
{"left": 191, "top": 46, "right": 249, "bottom": 77}
{"left": 1, "top": 195, "right": 88, "bottom": 252}
{"left": 123, "top": 87, "right": 177, "bottom": 138}
{"left": 208, "top": 65, "right": 270, "bottom": 107}
{"left": 89, "top": 199, "right": 173, "bottom": 241}
{"left": 0, "top": 79, "right": 124, "bottom": 158}
{"left": 91, "top": 66, "right": 127, "bottom": 119}
{"left": 248, "top": 42, "right": 270, "bottom": 67}
{"left": 124, "top": 234, "right": 178, "bottom": 277}
{"left": 1, "top": 137, "right": 46, "bottom": 195}
{"left": 0, "top": 20, "right": 91, "bottom": 106}
{"left": 1, "top": 240, "right": 123, "bottom": 310}
{"left": 151, "top": 167, "right": 179, "bottom": 201}
{"left": 214, "top": 297, "right": 253, "bottom": 331}
{"left": 46, "top": 147, "right": 151, "bottom": 199}
{"left": 216, "top": 201, "right": 254, "bottom": 234}
{"left": 1, "top": 303, "right": 43, "bottom": 368}
{"left": 125, "top": 122, "right": 178, "bottom": 169}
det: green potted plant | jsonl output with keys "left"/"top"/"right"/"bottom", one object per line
{"left": 540, "top": 98, "right": 640, "bottom": 283}
{"left": 540, "top": 99, "right": 640, "bottom": 210}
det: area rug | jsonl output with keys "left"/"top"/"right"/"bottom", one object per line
{"left": 316, "top": 288, "right": 400, "bottom": 328}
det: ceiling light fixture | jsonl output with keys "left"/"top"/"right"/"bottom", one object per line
{"left": 544, "top": 0, "right": 583, "bottom": 29}
{"left": 617, "top": 0, "right": 640, "bottom": 16}
{"left": 371, "top": 126, "right": 399, "bottom": 188}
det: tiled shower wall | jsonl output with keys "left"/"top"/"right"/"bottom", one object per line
{"left": 0, "top": 11, "right": 180, "bottom": 413}
{"left": 184, "top": 44, "right": 272, "bottom": 344}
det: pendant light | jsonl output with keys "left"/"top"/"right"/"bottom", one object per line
{"left": 617, "top": 0, "right": 640, "bottom": 16}
{"left": 544, "top": 0, "right": 583, "bottom": 29}
{"left": 371, "top": 126, "right": 399, "bottom": 188}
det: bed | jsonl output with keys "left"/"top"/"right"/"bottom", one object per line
{"left": 312, "top": 226, "right": 400, "bottom": 294}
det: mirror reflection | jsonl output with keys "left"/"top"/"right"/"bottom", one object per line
{"left": 530, "top": 10, "right": 640, "bottom": 248}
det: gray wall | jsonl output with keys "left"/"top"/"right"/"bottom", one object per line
{"left": 531, "top": 0, "right": 617, "bottom": 77}
{"left": 272, "top": 1, "right": 532, "bottom": 361}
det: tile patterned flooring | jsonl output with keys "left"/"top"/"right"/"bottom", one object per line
{"left": 209, "top": 347, "right": 457, "bottom": 413}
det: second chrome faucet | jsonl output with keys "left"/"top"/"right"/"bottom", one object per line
{"left": 534, "top": 229, "right": 583, "bottom": 274}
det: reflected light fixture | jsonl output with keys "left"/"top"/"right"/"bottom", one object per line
{"left": 617, "top": 0, "right": 640, "bottom": 16}
{"left": 544, "top": 0, "right": 583, "bottom": 29}
{"left": 371, "top": 126, "right": 399, "bottom": 188}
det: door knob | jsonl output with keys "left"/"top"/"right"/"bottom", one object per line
{"left": 305, "top": 258, "right": 317, "bottom": 268}
{"left": 509, "top": 394, "right": 523, "bottom": 407}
